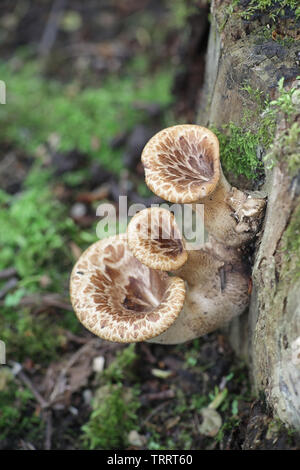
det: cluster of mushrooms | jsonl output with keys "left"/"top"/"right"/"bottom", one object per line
{"left": 70, "top": 125, "right": 266, "bottom": 344}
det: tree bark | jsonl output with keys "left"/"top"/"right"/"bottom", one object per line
{"left": 197, "top": 0, "right": 300, "bottom": 429}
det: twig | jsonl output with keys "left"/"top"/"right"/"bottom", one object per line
{"left": 142, "top": 402, "right": 169, "bottom": 425}
{"left": 141, "top": 389, "right": 175, "bottom": 403}
{"left": 0, "top": 293, "right": 73, "bottom": 311}
{"left": 38, "top": 0, "right": 67, "bottom": 57}
{"left": 44, "top": 410, "right": 53, "bottom": 450}
{"left": 0, "top": 267, "right": 17, "bottom": 280}
{"left": 64, "top": 331, "right": 91, "bottom": 344}
{"left": 17, "top": 370, "right": 49, "bottom": 409}
{"left": 0, "top": 277, "right": 18, "bottom": 299}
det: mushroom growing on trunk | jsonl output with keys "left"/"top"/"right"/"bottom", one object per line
{"left": 70, "top": 233, "right": 186, "bottom": 343}
{"left": 141, "top": 124, "right": 266, "bottom": 246}
{"left": 127, "top": 208, "right": 250, "bottom": 344}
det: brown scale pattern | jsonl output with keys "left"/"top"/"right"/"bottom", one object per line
{"left": 127, "top": 208, "right": 188, "bottom": 271}
{"left": 142, "top": 125, "right": 220, "bottom": 203}
{"left": 70, "top": 234, "right": 186, "bottom": 343}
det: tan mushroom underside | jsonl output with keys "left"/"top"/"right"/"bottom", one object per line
{"left": 70, "top": 234, "right": 186, "bottom": 343}
{"left": 148, "top": 243, "right": 250, "bottom": 344}
{"left": 142, "top": 124, "right": 220, "bottom": 203}
{"left": 127, "top": 207, "right": 188, "bottom": 271}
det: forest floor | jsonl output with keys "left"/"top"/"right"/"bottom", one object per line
{"left": 0, "top": 0, "right": 299, "bottom": 450}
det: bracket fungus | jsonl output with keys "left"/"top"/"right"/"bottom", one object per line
{"left": 70, "top": 233, "right": 185, "bottom": 343}
{"left": 141, "top": 124, "right": 266, "bottom": 246}
{"left": 70, "top": 124, "right": 265, "bottom": 345}
{"left": 126, "top": 207, "right": 250, "bottom": 344}
{"left": 127, "top": 207, "right": 188, "bottom": 271}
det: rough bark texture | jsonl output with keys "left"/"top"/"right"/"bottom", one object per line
{"left": 197, "top": 0, "right": 300, "bottom": 429}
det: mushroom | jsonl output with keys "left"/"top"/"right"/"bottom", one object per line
{"left": 70, "top": 233, "right": 186, "bottom": 343}
{"left": 127, "top": 208, "right": 250, "bottom": 344}
{"left": 127, "top": 206, "right": 188, "bottom": 271}
{"left": 141, "top": 124, "right": 266, "bottom": 246}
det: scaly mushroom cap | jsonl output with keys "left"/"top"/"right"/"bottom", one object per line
{"left": 142, "top": 125, "right": 220, "bottom": 203}
{"left": 70, "top": 234, "right": 186, "bottom": 343}
{"left": 127, "top": 207, "right": 188, "bottom": 271}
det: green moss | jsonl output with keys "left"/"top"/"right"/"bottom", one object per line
{"left": 103, "top": 344, "right": 137, "bottom": 382}
{"left": 0, "top": 167, "right": 84, "bottom": 294}
{"left": 241, "top": 0, "right": 300, "bottom": 21}
{"left": 223, "top": 0, "right": 300, "bottom": 21}
{"left": 264, "top": 78, "right": 300, "bottom": 172}
{"left": 0, "top": 369, "right": 44, "bottom": 442}
{"left": 214, "top": 123, "right": 265, "bottom": 179}
{"left": 81, "top": 345, "right": 141, "bottom": 450}
{"left": 214, "top": 77, "right": 299, "bottom": 180}
{"left": 0, "top": 307, "right": 78, "bottom": 363}
{"left": 266, "top": 122, "right": 300, "bottom": 174}
{"left": 0, "top": 165, "right": 85, "bottom": 363}
{"left": 0, "top": 61, "right": 173, "bottom": 174}
{"left": 82, "top": 383, "right": 140, "bottom": 450}
{"left": 281, "top": 204, "right": 300, "bottom": 280}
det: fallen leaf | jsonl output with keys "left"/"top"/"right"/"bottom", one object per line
{"left": 198, "top": 408, "right": 222, "bottom": 437}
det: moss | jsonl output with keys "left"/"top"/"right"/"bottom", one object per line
{"left": 264, "top": 78, "right": 300, "bottom": 173}
{"left": 266, "top": 122, "right": 300, "bottom": 174}
{"left": 0, "top": 307, "right": 78, "bottom": 364}
{"left": 241, "top": 0, "right": 300, "bottom": 21}
{"left": 0, "top": 369, "right": 44, "bottom": 442}
{"left": 223, "top": 0, "right": 300, "bottom": 21}
{"left": 0, "top": 61, "right": 173, "bottom": 174}
{"left": 102, "top": 344, "right": 138, "bottom": 382}
{"left": 281, "top": 204, "right": 300, "bottom": 280}
{"left": 214, "top": 77, "right": 299, "bottom": 180}
{"left": 82, "top": 383, "right": 140, "bottom": 450}
{"left": 81, "top": 345, "right": 141, "bottom": 450}
{"left": 212, "top": 86, "right": 273, "bottom": 179}
{"left": 214, "top": 123, "right": 265, "bottom": 179}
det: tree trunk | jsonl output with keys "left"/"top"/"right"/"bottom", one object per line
{"left": 197, "top": 0, "right": 300, "bottom": 429}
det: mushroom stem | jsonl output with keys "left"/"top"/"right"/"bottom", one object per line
{"left": 141, "top": 125, "right": 266, "bottom": 247}
{"left": 148, "top": 238, "right": 250, "bottom": 344}
{"left": 194, "top": 169, "right": 266, "bottom": 247}
{"left": 127, "top": 208, "right": 250, "bottom": 345}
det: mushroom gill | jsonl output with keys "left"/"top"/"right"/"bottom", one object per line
{"left": 142, "top": 124, "right": 266, "bottom": 247}
{"left": 127, "top": 207, "right": 250, "bottom": 344}
{"left": 142, "top": 125, "right": 220, "bottom": 204}
{"left": 127, "top": 207, "right": 188, "bottom": 271}
{"left": 70, "top": 234, "right": 185, "bottom": 343}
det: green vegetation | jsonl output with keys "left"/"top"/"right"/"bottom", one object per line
{"left": 223, "top": 0, "right": 300, "bottom": 22}
{"left": 213, "top": 87, "right": 273, "bottom": 179}
{"left": 168, "top": 0, "right": 200, "bottom": 28}
{"left": 241, "top": 0, "right": 300, "bottom": 21}
{"left": 0, "top": 170, "right": 76, "bottom": 289}
{"left": 82, "top": 345, "right": 141, "bottom": 449}
{"left": 0, "top": 61, "right": 173, "bottom": 173}
{"left": 215, "top": 123, "right": 266, "bottom": 179}
{"left": 0, "top": 165, "right": 85, "bottom": 362}
{"left": 0, "top": 308, "right": 70, "bottom": 363}
{"left": 0, "top": 368, "right": 44, "bottom": 442}
{"left": 264, "top": 77, "right": 300, "bottom": 173}
{"left": 0, "top": 53, "right": 175, "bottom": 366}
{"left": 281, "top": 204, "right": 300, "bottom": 281}
{"left": 214, "top": 77, "right": 299, "bottom": 180}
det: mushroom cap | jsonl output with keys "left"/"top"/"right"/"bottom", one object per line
{"left": 142, "top": 125, "right": 220, "bottom": 203}
{"left": 70, "top": 233, "right": 186, "bottom": 343}
{"left": 127, "top": 207, "right": 188, "bottom": 271}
